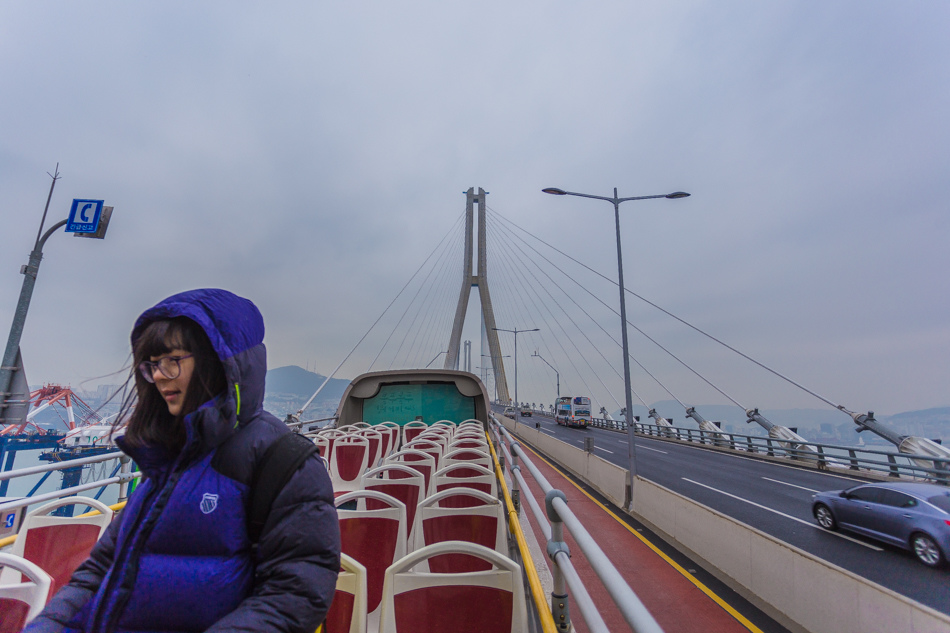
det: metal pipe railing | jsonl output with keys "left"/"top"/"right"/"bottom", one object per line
{"left": 491, "top": 416, "right": 665, "bottom": 633}
{"left": 550, "top": 494, "right": 663, "bottom": 633}
{"left": 493, "top": 429, "right": 551, "bottom": 541}
{"left": 485, "top": 433, "right": 558, "bottom": 633}
{"left": 0, "top": 469, "right": 140, "bottom": 514}
{"left": 0, "top": 450, "right": 124, "bottom": 481}
{"left": 569, "top": 416, "right": 950, "bottom": 484}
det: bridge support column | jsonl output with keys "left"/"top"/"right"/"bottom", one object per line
{"left": 445, "top": 187, "right": 510, "bottom": 402}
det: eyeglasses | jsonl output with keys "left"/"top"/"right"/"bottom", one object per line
{"left": 139, "top": 354, "right": 194, "bottom": 383}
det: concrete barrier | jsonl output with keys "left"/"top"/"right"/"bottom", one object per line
{"left": 632, "top": 478, "right": 950, "bottom": 633}
{"left": 497, "top": 415, "right": 950, "bottom": 633}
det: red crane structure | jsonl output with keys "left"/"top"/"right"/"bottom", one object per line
{"left": 0, "top": 384, "right": 103, "bottom": 436}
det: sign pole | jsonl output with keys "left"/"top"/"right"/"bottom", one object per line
{"left": 0, "top": 169, "right": 112, "bottom": 426}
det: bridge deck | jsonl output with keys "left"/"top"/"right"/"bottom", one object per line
{"left": 518, "top": 441, "right": 772, "bottom": 633}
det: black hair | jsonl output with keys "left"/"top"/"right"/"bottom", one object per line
{"left": 116, "top": 317, "right": 227, "bottom": 451}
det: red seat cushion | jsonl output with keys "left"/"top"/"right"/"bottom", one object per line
{"left": 422, "top": 515, "right": 497, "bottom": 572}
{"left": 394, "top": 585, "right": 512, "bottom": 632}
{"left": 24, "top": 523, "right": 101, "bottom": 596}
{"left": 323, "top": 589, "right": 355, "bottom": 633}
{"left": 339, "top": 517, "right": 401, "bottom": 612}
{"left": 366, "top": 483, "right": 421, "bottom": 528}
{"left": 433, "top": 485, "right": 492, "bottom": 506}
{"left": 336, "top": 445, "right": 366, "bottom": 481}
{"left": 0, "top": 598, "right": 30, "bottom": 633}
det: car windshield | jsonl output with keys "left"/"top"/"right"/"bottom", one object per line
{"left": 927, "top": 493, "right": 950, "bottom": 513}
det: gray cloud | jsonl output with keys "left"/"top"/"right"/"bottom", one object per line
{"left": 1, "top": 1, "right": 948, "bottom": 417}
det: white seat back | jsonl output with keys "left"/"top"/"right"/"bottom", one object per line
{"left": 378, "top": 542, "right": 528, "bottom": 633}
{"left": 0, "top": 552, "right": 53, "bottom": 629}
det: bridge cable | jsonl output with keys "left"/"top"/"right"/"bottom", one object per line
{"left": 485, "top": 220, "right": 590, "bottom": 401}
{"left": 487, "top": 218, "right": 600, "bottom": 402}
{"left": 299, "top": 212, "right": 464, "bottom": 415}
{"left": 489, "top": 217, "right": 647, "bottom": 410}
{"left": 489, "top": 210, "right": 704, "bottom": 410}
{"left": 488, "top": 211, "right": 675, "bottom": 411}
{"left": 486, "top": 218, "right": 626, "bottom": 409}
{"left": 392, "top": 231, "right": 461, "bottom": 368}
{"left": 367, "top": 214, "right": 463, "bottom": 371}
{"left": 493, "top": 211, "right": 856, "bottom": 416}
{"left": 489, "top": 208, "right": 746, "bottom": 412}
{"left": 409, "top": 251, "right": 460, "bottom": 367}
{"left": 487, "top": 217, "right": 628, "bottom": 406}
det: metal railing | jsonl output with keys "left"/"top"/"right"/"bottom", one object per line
{"left": 578, "top": 417, "right": 950, "bottom": 484}
{"left": 490, "top": 414, "right": 664, "bottom": 633}
{"left": 0, "top": 451, "right": 140, "bottom": 515}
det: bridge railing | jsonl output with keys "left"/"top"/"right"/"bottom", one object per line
{"left": 582, "top": 417, "right": 950, "bottom": 484}
{"left": 0, "top": 451, "right": 139, "bottom": 520}
{"left": 489, "top": 414, "right": 664, "bottom": 633}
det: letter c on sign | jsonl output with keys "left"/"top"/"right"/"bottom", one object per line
{"left": 80, "top": 203, "right": 93, "bottom": 222}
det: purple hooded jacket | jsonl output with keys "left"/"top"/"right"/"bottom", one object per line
{"left": 26, "top": 288, "right": 340, "bottom": 633}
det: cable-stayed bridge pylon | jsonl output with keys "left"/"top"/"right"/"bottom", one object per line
{"left": 445, "top": 187, "right": 510, "bottom": 403}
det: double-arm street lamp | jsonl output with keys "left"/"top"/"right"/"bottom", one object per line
{"left": 531, "top": 351, "right": 559, "bottom": 400}
{"left": 492, "top": 327, "right": 538, "bottom": 413}
{"left": 542, "top": 186, "right": 689, "bottom": 504}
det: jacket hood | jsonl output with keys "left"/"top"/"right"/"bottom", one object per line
{"left": 131, "top": 288, "right": 267, "bottom": 449}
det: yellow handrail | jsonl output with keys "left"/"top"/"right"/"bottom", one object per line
{"left": 487, "top": 431, "right": 557, "bottom": 633}
{"left": 0, "top": 500, "right": 128, "bottom": 549}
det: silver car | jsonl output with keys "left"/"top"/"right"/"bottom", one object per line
{"left": 812, "top": 481, "right": 950, "bottom": 567}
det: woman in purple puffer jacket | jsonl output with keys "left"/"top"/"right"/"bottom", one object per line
{"left": 26, "top": 288, "right": 340, "bottom": 633}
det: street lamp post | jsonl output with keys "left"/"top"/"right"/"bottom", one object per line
{"left": 543, "top": 186, "right": 689, "bottom": 506}
{"left": 492, "top": 327, "right": 538, "bottom": 414}
{"left": 481, "top": 354, "right": 510, "bottom": 402}
{"left": 0, "top": 167, "right": 114, "bottom": 424}
{"left": 531, "top": 351, "right": 559, "bottom": 400}
{"left": 0, "top": 168, "right": 69, "bottom": 418}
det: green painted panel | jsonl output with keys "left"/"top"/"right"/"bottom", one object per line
{"left": 361, "top": 383, "right": 475, "bottom": 426}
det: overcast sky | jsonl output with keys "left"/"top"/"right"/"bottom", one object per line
{"left": 1, "top": 2, "right": 948, "bottom": 418}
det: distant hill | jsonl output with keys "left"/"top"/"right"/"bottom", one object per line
{"left": 266, "top": 365, "right": 350, "bottom": 400}
{"left": 264, "top": 366, "right": 351, "bottom": 419}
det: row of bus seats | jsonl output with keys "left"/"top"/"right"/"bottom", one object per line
{"left": 311, "top": 419, "right": 529, "bottom": 633}
{"left": 0, "top": 496, "right": 114, "bottom": 632}
{"left": 0, "top": 420, "right": 528, "bottom": 633}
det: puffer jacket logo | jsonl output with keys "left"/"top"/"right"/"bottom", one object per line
{"left": 199, "top": 493, "right": 219, "bottom": 514}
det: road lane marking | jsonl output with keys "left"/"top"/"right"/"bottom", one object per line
{"left": 637, "top": 445, "right": 668, "bottom": 454}
{"left": 693, "top": 449, "right": 868, "bottom": 484}
{"left": 594, "top": 446, "right": 614, "bottom": 454}
{"left": 540, "top": 428, "right": 556, "bottom": 435}
{"left": 682, "top": 478, "right": 882, "bottom": 551}
{"left": 762, "top": 477, "right": 821, "bottom": 493}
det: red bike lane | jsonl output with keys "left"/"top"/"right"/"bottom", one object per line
{"left": 515, "top": 440, "right": 765, "bottom": 633}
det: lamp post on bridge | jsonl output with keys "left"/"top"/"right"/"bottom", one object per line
{"left": 492, "top": 327, "right": 538, "bottom": 415}
{"left": 425, "top": 351, "right": 447, "bottom": 368}
{"left": 481, "top": 354, "right": 510, "bottom": 402}
{"left": 542, "top": 186, "right": 689, "bottom": 507}
{"left": 531, "top": 351, "right": 559, "bottom": 400}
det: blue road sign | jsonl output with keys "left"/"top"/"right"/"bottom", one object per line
{"left": 66, "top": 199, "right": 104, "bottom": 233}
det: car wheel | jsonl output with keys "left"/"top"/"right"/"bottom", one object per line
{"left": 814, "top": 504, "right": 837, "bottom": 531}
{"left": 911, "top": 533, "right": 944, "bottom": 568}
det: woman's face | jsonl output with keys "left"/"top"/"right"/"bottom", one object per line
{"left": 148, "top": 348, "right": 195, "bottom": 416}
